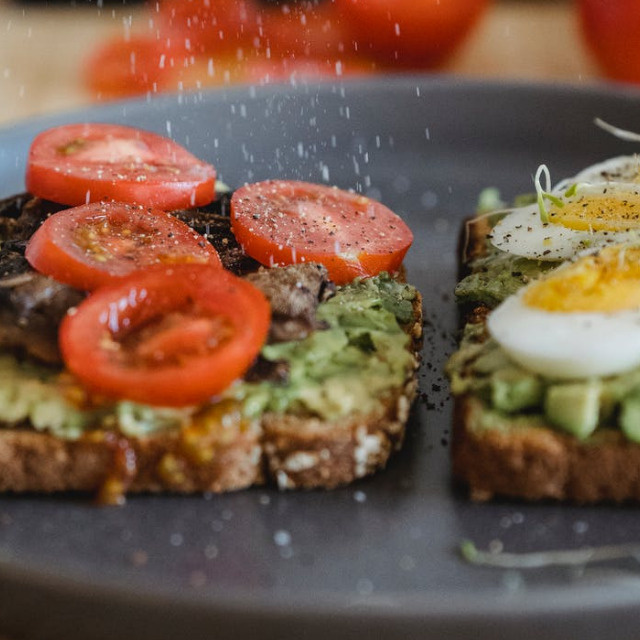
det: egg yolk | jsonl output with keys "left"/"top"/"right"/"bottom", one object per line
{"left": 524, "top": 245, "right": 640, "bottom": 312}
{"left": 548, "top": 192, "right": 640, "bottom": 231}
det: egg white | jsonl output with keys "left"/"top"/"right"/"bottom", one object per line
{"left": 489, "top": 203, "right": 597, "bottom": 261}
{"left": 489, "top": 181, "right": 640, "bottom": 261}
{"left": 488, "top": 288, "right": 640, "bottom": 379}
{"left": 555, "top": 155, "right": 640, "bottom": 190}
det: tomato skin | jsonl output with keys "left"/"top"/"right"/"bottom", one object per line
{"left": 230, "top": 180, "right": 413, "bottom": 284}
{"left": 261, "top": 1, "right": 348, "bottom": 60}
{"left": 335, "top": 0, "right": 489, "bottom": 68}
{"left": 60, "top": 265, "right": 270, "bottom": 407}
{"left": 25, "top": 201, "right": 222, "bottom": 291}
{"left": 578, "top": 0, "right": 640, "bottom": 83}
{"left": 157, "top": 0, "right": 265, "bottom": 56}
{"left": 26, "top": 123, "right": 216, "bottom": 209}
{"left": 84, "top": 35, "right": 211, "bottom": 99}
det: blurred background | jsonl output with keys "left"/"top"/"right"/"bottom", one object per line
{"left": 0, "top": 0, "right": 633, "bottom": 127}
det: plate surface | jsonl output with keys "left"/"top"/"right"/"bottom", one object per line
{"left": 1, "top": 77, "right": 640, "bottom": 640}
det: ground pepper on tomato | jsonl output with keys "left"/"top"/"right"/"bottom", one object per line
{"left": 25, "top": 201, "right": 222, "bottom": 291}
{"left": 26, "top": 123, "right": 216, "bottom": 209}
{"left": 230, "top": 180, "right": 413, "bottom": 285}
{"left": 59, "top": 265, "right": 271, "bottom": 408}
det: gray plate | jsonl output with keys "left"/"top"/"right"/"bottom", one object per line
{"left": 1, "top": 77, "right": 640, "bottom": 640}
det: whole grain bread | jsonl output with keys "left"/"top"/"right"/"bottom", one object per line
{"left": 451, "top": 210, "right": 640, "bottom": 504}
{"left": 453, "top": 396, "right": 640, "bottom": 503}
{"left": 0, "top": 290, "right": 421, "bottom": 503}
{"left": 0, "top": 192, "right": 422, "bottom": 502}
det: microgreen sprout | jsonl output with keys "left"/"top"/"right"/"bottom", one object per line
{"left": 534, "top": 164, "right": 565, "bottom": 223}
{"left": 594, "top": 118, "right": 640, "bottom": 142}
{"left": 460, "top": 539, "right": 640, "bottom": 569}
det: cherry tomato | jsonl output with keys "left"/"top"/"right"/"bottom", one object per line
{"left": 60, "top": 265, "right": 270, "bottom": 407}
{"left": 84, "top": 35, "right": 193, "bottom": 99}
{"left": 578, "top": 0, "right": 640, "bottom": 83}
{"left": 25, "top": 201, "right": 222, "bottom": 291}
{"left": 335, "top": 0, "right": 489, "bottom": 68}
{"left": 157, "top": 0, "right": 265, "bottom": 56}
{"left": 26, "top": 123, "right": 216, "bottom": 209}
{"left": 230, "top": 180, "right": 413, "bottom": 284}
{"left": 261, "top": 1, "right": 348, "bottom": 60}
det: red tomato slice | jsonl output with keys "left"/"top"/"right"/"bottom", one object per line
{"left": 230, "top": 180, "right": 413, "bottom": 284}
{"left": 59, "top": 265, "right": 270, "bottom": 407}
{"left": 25, "top": 201, "right": 222, "bottom": 291}
{"left": 26, "top": 123, "right": 216, "bottom": 209}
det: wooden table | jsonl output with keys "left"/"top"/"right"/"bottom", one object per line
{"left": 0, "top": 0, "right": 601, "bottom": 128}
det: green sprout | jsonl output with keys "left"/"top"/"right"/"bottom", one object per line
{"left": 533, "top": 164, "right": 576, "bottom": 224}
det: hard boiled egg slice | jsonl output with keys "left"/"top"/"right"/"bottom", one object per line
{"left": 556, "top": 155, "right": 640, "bottom": 189}
{"left": 490, "top": 181, "right": 640, "bottom": 261}
{"left": 488, "top": 244, "right": 640, "bottom": 379}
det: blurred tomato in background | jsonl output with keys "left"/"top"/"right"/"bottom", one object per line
{"left": 335, "top": 0, "right": 490, "bottom": 68}
{"left": 85, "top": 0, "right": 491, "bottom": 100}
{"left": 578, "top": 0, "right": 640, "bottom": 84}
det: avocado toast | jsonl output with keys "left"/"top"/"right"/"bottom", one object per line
{"left": 448, "top": 161, "right": 640, "bottom": 503}
{"left": 0, "top": 189, "right": 421, "bottom": 503}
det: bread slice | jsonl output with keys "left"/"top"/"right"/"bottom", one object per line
{"left": 449, "top": 208, "right": 640, "bottom": 503}
{"left": 0, "top": 291, "right": 421, "bottom": 502}
{"left": 263, "top": 295, "right": 422, "bottom": 490}
{"left": 0, "top": 193, "right": 422, "bottom": 501}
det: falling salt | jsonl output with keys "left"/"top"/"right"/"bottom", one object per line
{"left": 211, "top": 519, "right": 224, "bottom": 532}
{"left": 356, "top": 579, "right": 374, "bottom": 595}
{"left": 353, "top": 490, "right": 367, "bottom": 503}
{"left": 573, "top": 521, "right": 589, "bottom": 535}
{"left": 421, "top": 191, "right": 438, "bottom": 209}
{"left": 204, "top": 544, "right": 219, "bottom": 560}
{"left": 274, "top": 530, "right": 292, "bottom": 547}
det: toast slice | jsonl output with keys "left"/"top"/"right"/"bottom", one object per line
{"left": 0, "top": 193, "right": 422, "bottom": 502}
{"left": 448, "top": 199, "right": 640, "bottom": 503}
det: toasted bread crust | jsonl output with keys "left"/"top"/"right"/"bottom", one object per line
{"left": 263, "top": 377, "right": 418, "bottom": 490}
{"left": 0, "top": 295, "right": 421, "bottom": 499}
{"left": 452, "top": 215, "right": 640, "bottom": 503}
{"left": 453, "top": 396, "right": 640, "bottom": 503}
{"left": 0, "top": 426, "right": 263, "bottom": 496}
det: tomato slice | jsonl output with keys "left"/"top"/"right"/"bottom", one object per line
{"left": 230, "top": 180, "right": 413, "bottom": 284}
{"left": 59, "top": 265, "right": 270, "bottom": 407}
{"left": 25, "top": 201, "right": 222, "bottom": 291}
{"left": 26, "top": 123, "right": 216, "bottom": 209}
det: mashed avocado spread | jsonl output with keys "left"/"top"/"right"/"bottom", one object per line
{"left": 0, "top": 274, "right": 417, "bottom": 439}
{"left": 449, "top": 189, "right": 640, "bottom": 443}
{"left": 448, "top": 318, "right": 640, "bottom": 443}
